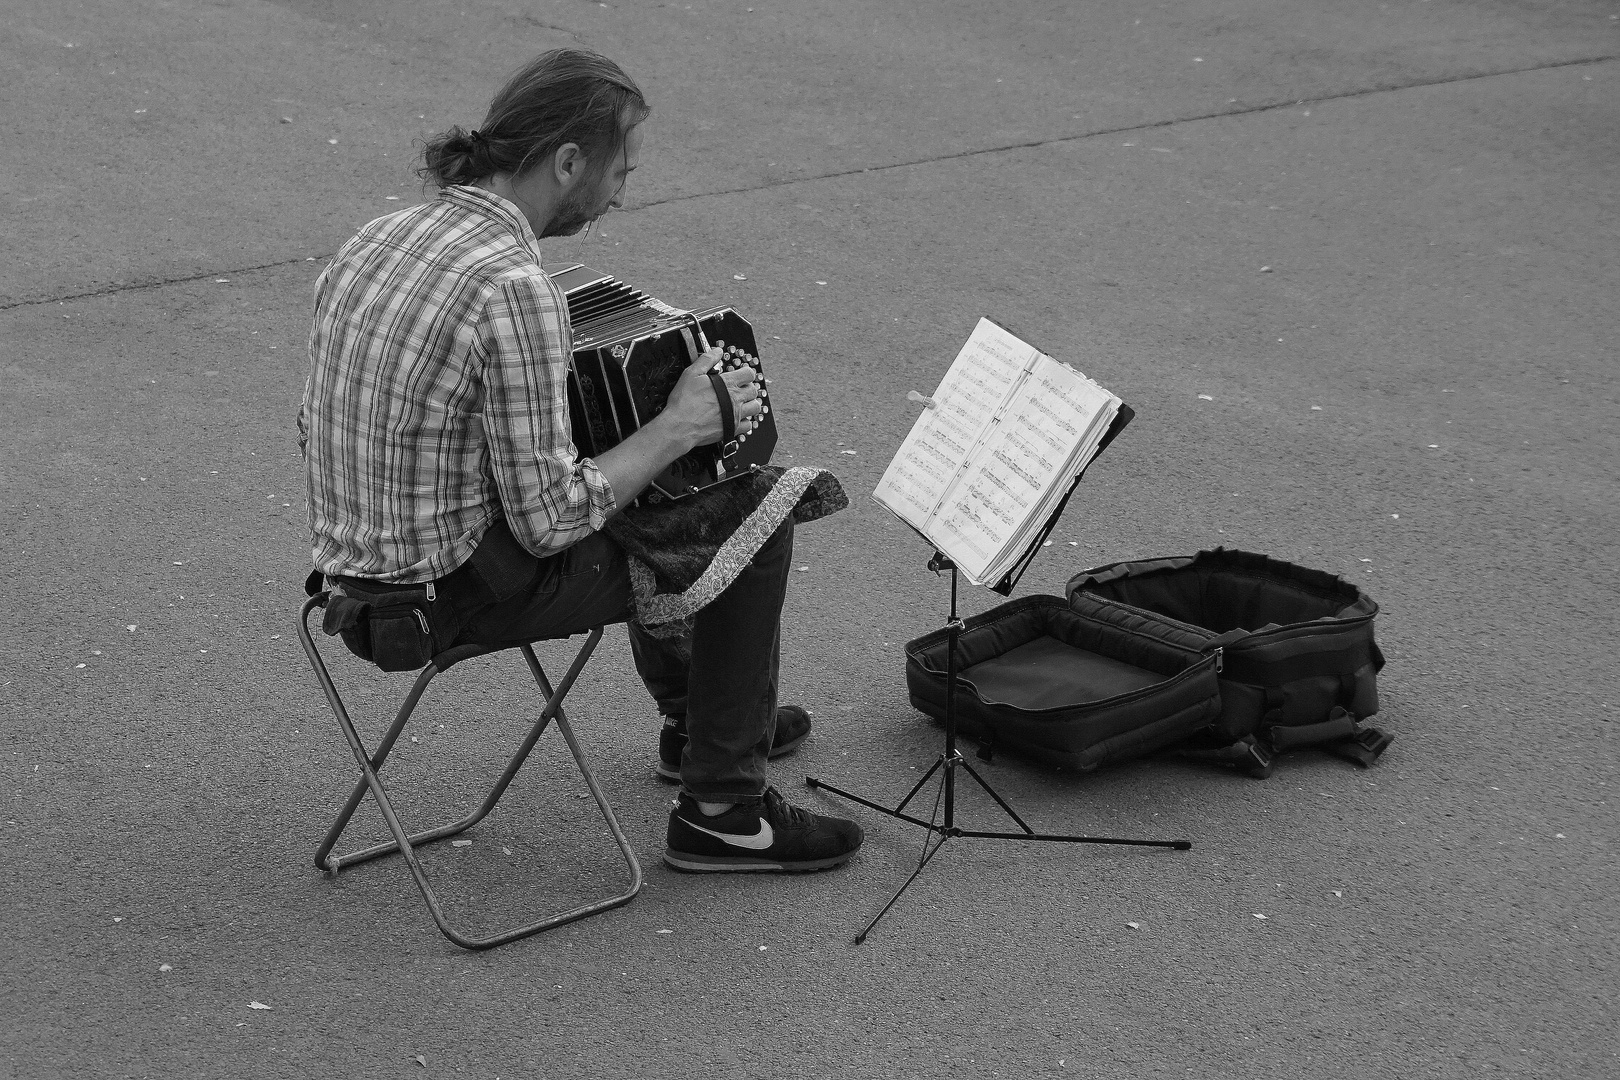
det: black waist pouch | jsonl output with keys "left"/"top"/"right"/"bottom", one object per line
{"left": 1066, "top": 548, "right": 1389, "bottom": 776}
{"left": 302, "top": 518, "right": 549, "bottom": 673}
{"left": 904, "top": 595, "right": 1222, "bottom": 772}
{"left": 305, "top": 570, "right": 436, "bottom": 673}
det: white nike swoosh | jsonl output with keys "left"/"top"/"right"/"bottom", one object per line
{"left": 684, "top": 816, "right": 776, "bottom": 851}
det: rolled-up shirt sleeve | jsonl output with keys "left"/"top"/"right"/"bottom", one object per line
{"left": 478, "top": 274, "right": 617, "bottom": 557}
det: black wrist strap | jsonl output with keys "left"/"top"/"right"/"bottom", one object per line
{"left": 706, "top": 369, "right": 735, "bottom": 447}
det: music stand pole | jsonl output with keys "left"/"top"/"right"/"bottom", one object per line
{"left": 807, "top": 551, "right": 1191, "bottom": 944}
{"left": 942, "top": 554, "right": 959, "bottom": 830}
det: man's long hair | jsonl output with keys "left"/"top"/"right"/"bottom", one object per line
{"left": 419, "top": 49, "right": 649, "bottom": 189}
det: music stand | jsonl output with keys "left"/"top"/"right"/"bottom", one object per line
{"left": 807, "top": 405, "right": 1191, "bottom": 942}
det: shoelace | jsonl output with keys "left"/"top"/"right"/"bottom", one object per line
{"left": 760, "top": 786, "right": 813, "bottom": 828}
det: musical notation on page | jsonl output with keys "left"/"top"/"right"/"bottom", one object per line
{"left": 874, "top": 318, "right": 1122, "bottom": 587}
{"left": 873, "top": 319, "right": 1034, "bottom": 524}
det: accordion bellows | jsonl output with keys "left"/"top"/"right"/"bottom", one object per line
{"left": 549, "top": 264, "right": 778, "bottom": 502}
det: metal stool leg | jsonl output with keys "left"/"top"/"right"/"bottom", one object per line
{"left": 311, "top": 659, "right": 443, "bottom": 874}
{"left": 298, "top": 597, "right": 643, "bottom": 950}
{"left": 516, "top": 642, "right": 645, "bottom": 913}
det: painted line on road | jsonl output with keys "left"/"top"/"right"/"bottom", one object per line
{"left": 634, "top": 52, "right": 1619, "bottom": 211}
{"left": 5, "top": 52, "right": 1611, "bottom": 313}
{"left": 0, "top": 255, "right": 330, "bottom": 312}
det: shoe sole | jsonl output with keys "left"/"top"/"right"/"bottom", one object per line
{"left": 654, "top": 729, "right": 811, "bottom": 783}
{"left": 661, "top": 847, "right": 857, "bottom": 873}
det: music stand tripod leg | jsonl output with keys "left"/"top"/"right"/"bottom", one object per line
{"left": 807, "top": 554, "right": 1191, "bottom": 942}
{"left": 854, "top": 826, "right": 950, "bottom": 944}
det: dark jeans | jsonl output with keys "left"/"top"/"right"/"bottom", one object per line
{"left": 435, "top": 518, "right": 794, "bottom": 802}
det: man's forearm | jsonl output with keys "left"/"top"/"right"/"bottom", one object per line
{"left": 590, "top": 415, "right": 693, "bottom": 515}
{"left": 586, "top": 347, "right": 757, "bottom": 513}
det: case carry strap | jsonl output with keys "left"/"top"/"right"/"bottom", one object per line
{"left": 1320, "top": 724, "right": 1394, "bottom": 767}
{"left": 1177, "top": 735, "right": 1274, "bottom": 779}
{"left": 1267, "top": 706, "right": 1359, "bottom": 750}
{"left": 1257, "top": 676, "right": 1392, "bottom": 768}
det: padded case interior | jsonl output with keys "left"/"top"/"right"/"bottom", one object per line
{"left": 905, "top": 594, "right": 1222, "bottom": 770}
{"left": 963, "top": 639, "right": 1161, "bottom": 710}
{"left": 937, "top": 596, "right": 1201, "bottom": 711}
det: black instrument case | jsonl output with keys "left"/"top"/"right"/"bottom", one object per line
{"left": 905, "top": 549, "right": 1388, "bottom": 776}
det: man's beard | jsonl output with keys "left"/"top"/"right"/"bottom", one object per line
{"left": 541, "top": 187, "right": 607, "bottom": 238}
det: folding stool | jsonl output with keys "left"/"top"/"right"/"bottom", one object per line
{"left": 297, "top": 591, "right": 643, "bottom": 951}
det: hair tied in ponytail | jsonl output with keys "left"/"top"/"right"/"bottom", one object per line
{"left": 416, "top": 50, "right": 648, "bottom": 190}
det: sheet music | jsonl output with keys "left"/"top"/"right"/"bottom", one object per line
{"left": 873, "top": 319, "right": 1037, "bottom": 529}
{"left": 874, "top": 318, "right": 1122, "bottom": 587}
{"left": 927, "top": 358, "right": 1111, "bottom": 582}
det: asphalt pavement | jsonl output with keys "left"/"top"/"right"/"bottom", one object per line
{"left": 3, "top": 2, "right": 1617, "bottom": 1078}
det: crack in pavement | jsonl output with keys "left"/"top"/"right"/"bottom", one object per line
{"left": 4, "top": 51, "right": 1612, "bottom": 313}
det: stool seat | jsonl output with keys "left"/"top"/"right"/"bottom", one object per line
{"left": 298, "top": 592, "right": 642, "bottom": 951}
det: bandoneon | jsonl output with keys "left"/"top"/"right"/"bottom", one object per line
{"left": 549, "top": 264, "right": 778, "bottom": 503}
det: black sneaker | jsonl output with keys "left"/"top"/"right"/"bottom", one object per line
{"left": 663, "top": 786, "right": 863, "bottom": 873}
{"left": 656, "top": 706, "right": 812, "bottom": 782}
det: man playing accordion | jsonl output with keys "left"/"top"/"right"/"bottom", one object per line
{"left": 299, "top": 49, "right": 862, "bottom": 874}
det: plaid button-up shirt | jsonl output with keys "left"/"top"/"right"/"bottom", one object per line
{"left": 300, "top": 185, "right": 615, "bottom": 583}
